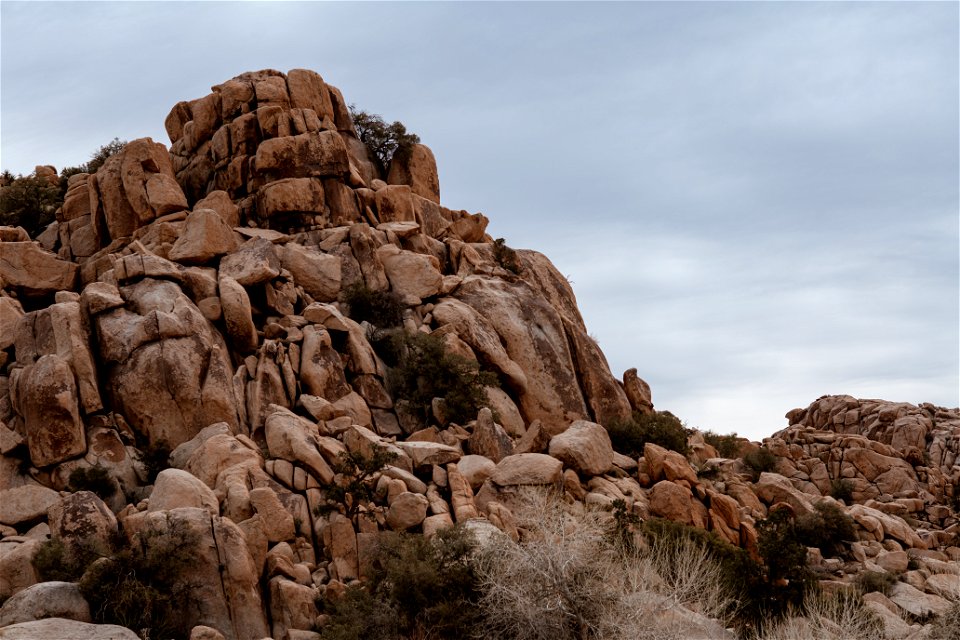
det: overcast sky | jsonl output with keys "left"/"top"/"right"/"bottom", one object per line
{"left": 2, "top": 2, "right": 957, "bottom": 441}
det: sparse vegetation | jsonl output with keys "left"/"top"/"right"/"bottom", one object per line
{"left": 855, "top": 570, "right": 897, "bottom": 595}
{"left": 342, "top": 283, "right": 405, "bottom": 328}
{"left": 492, "top": 237, "right": 522, "bottom": 275}
{"left": 384, "top": 330, "right": 496, "bottom": 427}
{"left": 68, "top": 465, "right": 117, "bottom": 499}
{"left": 0, "top": 171, "right": 59, "bottom": 237}
{"left": 928, "top": 601, "right": 960, "bottom": 640}
{"left": 476, "top": 490, "right": 738, "bottom": 640}
{"left": 606, "top": 410, "right": 691, "bottom": 457}
{"left": 1, "top": 138, "right": 126, "bottom": 238}
{"left": 136, "top": 438, "right": 172, "bottom": 484}
{"left": 757, "top": 589, "right": 884, "bottom": 640}
{"left": 756, "top": 505, "right": 816, "bottom": 617}
{"left": 702, "top": 430, "right": 741, "bottom": 458}
{"left": 32, "top": 536, "right": 109, "bottom": 583}
{"left": 315, "top": 446, "right": 398, "bottom": 520}
{"left": 33, "top": 518, "right": 199, "bottom": 640}
{"left": 349, "top": 106, "right": 420, "bottom": 177}
{"left": 794, "top": 501, "right": 856, "bottom": 558}
{"left": 79, "top": 519, "right": 200, "bottom": 640}
{"left": 317, "top": 526, "right": 481, "bottom": 640}
{"left": 829, "top": 478, "right": 854, "bottom": 503}
{"left": 742, "top": 446, "right": 778, "bottom": 479}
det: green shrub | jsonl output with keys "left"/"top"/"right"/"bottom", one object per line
{"left": 702, "top": 430, "right": 741, "bottom": 458}
{"left": 349, "top": 106, "right": 420, "bottom": 177}
{"left": 742, "top": 446, "right": 778, "bottom": 479}
{"left": 342, "top": 283, "right": 404, "bottom": 329}
{"left": 641, "top": 517, "right": 767, "bottom": 631}
{"left": 492, "top": 238, "right": 522, "bottom": 275}
{"left": 318, "top": 526, "right": 480, "bottom": 640}
{"left": 317, "top": 585, "right": 399, "bottom": 640}
{"left": 2, "top": 139, "right": 126, "bottom": 239}
{"left": 830, "top": 478, "right": 854, "bottom": 503}
{"left": 385, "top": 330, "right": 496, "bottom": 427}
{"left": 756, "top": 506, "right": 817, "bottom": 617}
{"left": 795, "top": 502, "right": 856, "bottom": 558}
{"left": 68, "top": 465, "right": 117, "bottom": 499}
{"left": 79, "top": 519, "right": 199, "bottom": 640}
{"left": 856, "top": 570, "right": 897, "bottom": 596}
{"left": 0, "top": 172, "right": 59, "bottom": 237}
{"left": 315, "top": 446, "right": 397, "bottom": 520}
{"left": 32, "top": 536, "right": 109, "bottom": 583}
{"left": 606, "top": 410, "right": 690, "bottom": 457}
{"left": 136, "top": 439, "right": 172, "bottom": 484}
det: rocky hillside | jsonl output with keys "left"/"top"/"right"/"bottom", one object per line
{"left": 0, "top": 69, "right": 957, "bottom": 640}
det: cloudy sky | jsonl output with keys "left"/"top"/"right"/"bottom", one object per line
{"left": 2, "top": 2, "right": 957, "bottom": 440}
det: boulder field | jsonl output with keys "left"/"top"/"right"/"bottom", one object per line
{"left": 0, "top": 69, "right": 957, "bottom": 639}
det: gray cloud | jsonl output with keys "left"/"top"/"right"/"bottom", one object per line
{"left": 2, "top": 1, "right": 956, "bottom": 440}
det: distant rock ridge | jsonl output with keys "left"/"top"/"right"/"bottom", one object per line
{"left": 0, "top": 69, "right": 957, "bottom": 639}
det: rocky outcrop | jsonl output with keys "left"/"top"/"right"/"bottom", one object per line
{"left": 1, "top": 69, "right": 957, "bottom": 640}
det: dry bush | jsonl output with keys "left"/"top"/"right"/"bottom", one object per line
{"left": 474, "top": 489, "right": 735, "bottom": 640}
{"left": 757, "top": 590, "right": 884, "bottom": 640}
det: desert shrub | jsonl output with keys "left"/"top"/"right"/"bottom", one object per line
{"left": 342, "top": 283, "right": 404, "bottom": 328}
{"left": 756, "top": 506, "right": 816, "bottom": 616}
{"left": 743, "top": 446, "right": 778, "bottom": 479}
{"left": 641, "top": 517, "right": 768, "bottom": 631}
{"left": 136, "top": 438, "right": 172, "bottom": 484}
{"left": 314, "top": 446, "right": 397, "bottom": 520}
{"left": 1, "top": 139, "right": 126, "bottom": 238}
{"left": 385, "top": 330, "right": 496, "bottom": 426}
{"left": 32, "top": 536, "right": 109, "bottom": 583}
{"left": 794, "top": 501, "right": 856, "bottom": 558}
{"left": 928, "top": 601, "right": 960, "bottom": 640}
{"left": 68, "top": 465, "right": 117, "bottom": 499}
{"left": 349, "top": 106, "right": 420, "bottom": 177}
{"left": 492, "top": 237, "right": 522, "bottom": 274}
{"left": 829, "top": 478, "right": 854, "bottom": 503}
{"left": 702, "top": 430, "right": 741, "bottom": 458}
{"left": 758, "top": 589, "right": 884, "bottom": 640}
{"left": 79, "top": 519, "right": 199, "bottom": 640}
{"left": 606, "top": 410, "right": 691, "bottom": 457}
{"left": 855, "top": 570, "right": 898, "bottom": 596}
{"left": 476, "top": 489, "right": 737, "bottom": 640}
{"left": 318, "top": 526, "right": 480, "bottom": 640}
{"left": 317, "top": 585, "right": 398, "bottom": 640}
{"left": 0, "top": 172, "right": 59, "bottom": 237}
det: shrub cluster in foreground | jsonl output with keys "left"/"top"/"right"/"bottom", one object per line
{"left": 33, "top": 519, "right": 199, "bottom": 639}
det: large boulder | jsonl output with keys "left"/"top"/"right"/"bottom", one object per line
{"left": 548, "top": 420, "right": 614, "bottom": 476}
{"left": 0, "top": 242, "right": 78, "bottom": 296}
{"left": 0, "top": 485, "right": 61, "bottom": 527}
{"left": 0, "top": 582, "right": 91, "bottom": 626}
{"left": 0, "top": 619, "right": 139, "bottom": 640}
{"left": 168, "top": 208, "right": 238, "bottom": 264}
{"left": 91, "top": 137, "right": 187, "bottom": 244}
{"left": 93, "top": 278, "right": 239, "bottom": 448}
{"left": 14, "top": 354, "right": 86, "bottom": 467}
{"left": 490, "top": 454, "right": 563, "bottom": 487}
{"left": 387, "top": 143, "right": 440, "bottom": 204}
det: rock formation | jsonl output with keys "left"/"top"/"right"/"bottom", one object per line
{"left": 0, "top": 69, "right": 957, "bottom": 640}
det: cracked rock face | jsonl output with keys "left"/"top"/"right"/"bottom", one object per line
{"left": 93, "top": 278, "right": 239, "bottom": 448}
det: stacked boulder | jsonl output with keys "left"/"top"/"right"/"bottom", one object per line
{"left": 0, "top": 70, "right": 957, "bottom": 639}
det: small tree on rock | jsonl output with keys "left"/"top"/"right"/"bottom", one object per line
{"left": 349, "top": 105, "right": 420, "bottom": 177}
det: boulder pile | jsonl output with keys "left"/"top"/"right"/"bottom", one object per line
{"left": 0, "top": 69, "right": 957, "bottom": 640}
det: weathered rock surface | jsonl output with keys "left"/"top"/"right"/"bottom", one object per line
{"left": 3, "top": 69, "right": 959, "bottom": 640}
{"left": 0, "top": 618, "right": 140, "bottom": 640}
{"left": 0, "top": 581, "right": 91, "bottom": 626}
